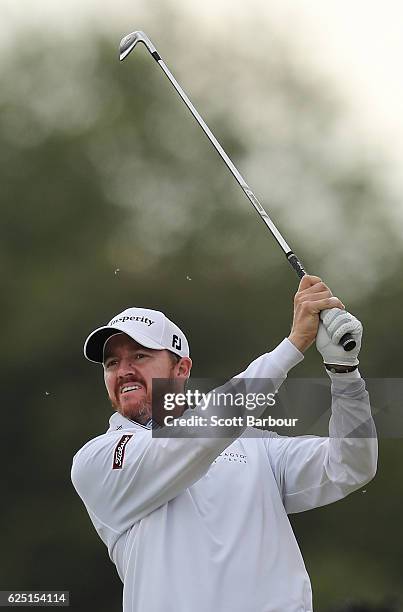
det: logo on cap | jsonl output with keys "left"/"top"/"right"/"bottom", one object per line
{"left": 110, "top": 315, "right": 155, "bottom": 327}
{"left": 172, "top": 335, "right": 182, "bottom": 351}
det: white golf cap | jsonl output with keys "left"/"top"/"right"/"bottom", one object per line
{"left": 83, "top": 307, "right": 190, "bottom": 363}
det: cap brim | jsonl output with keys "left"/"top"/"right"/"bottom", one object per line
{"left": 83, "top": 325, "right": 165, "bottom": 363}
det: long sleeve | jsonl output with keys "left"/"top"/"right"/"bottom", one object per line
{"left": 264, "top": 371, "right": 378, "bottom": 514}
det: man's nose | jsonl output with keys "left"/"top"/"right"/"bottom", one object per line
{"left": 117, "top": 358, "right": 138, "bottom": 378}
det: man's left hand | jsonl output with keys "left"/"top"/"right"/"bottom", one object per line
{"left": 316, "top": 308, "right": 362, "bottom": 367}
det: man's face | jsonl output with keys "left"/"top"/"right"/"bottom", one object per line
{"left": 103, "top": 334, "right": 191, "bottom": 423}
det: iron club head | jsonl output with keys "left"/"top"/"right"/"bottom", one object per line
{"left": 119, "top": 30, "right": 157, "bottom": 61}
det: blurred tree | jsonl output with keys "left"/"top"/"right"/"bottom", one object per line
{"left": 1, "top": 19, "right": 402, "bottom": 611}
{"left": 327, "top": 597, "right": 402, "bottom": 612}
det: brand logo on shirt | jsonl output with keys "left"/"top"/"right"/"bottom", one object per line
{"left": 112, "top": 434, "right": 133, "bottom": 469}
{"left": 214, "top": 451, "right": 248, "bottom": 465}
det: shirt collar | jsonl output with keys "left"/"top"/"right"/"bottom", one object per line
{"left": 107, "top": 412, "right": 160, "bottom": 432}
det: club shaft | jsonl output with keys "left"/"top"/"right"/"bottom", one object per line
{"left": 155, "top": 55, "right": 294, "bottom": 257}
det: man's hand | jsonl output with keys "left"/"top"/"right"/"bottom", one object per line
{"left": 316, "top": 308, "right": 362, "bottom": 367}
{"left": 288, "top": 276, "right": 344, "bottom": 353}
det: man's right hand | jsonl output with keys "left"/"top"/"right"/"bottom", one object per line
{"left": 288, "top": 275, "right": 345, "bottom": 353}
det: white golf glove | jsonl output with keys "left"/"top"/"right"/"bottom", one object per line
{"left": 316, "top": 308, "right": 362, "bottom": 367}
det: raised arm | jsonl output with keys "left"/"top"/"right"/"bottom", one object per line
{"left": 264, "top": 371, "right": 377, "bottom": 513}
{"left": 265, "top": 276, "right": 377, "bottom": 513}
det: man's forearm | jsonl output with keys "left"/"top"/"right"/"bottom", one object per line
{"left": 327, "top": 371, "right": 377, "bottom": 487}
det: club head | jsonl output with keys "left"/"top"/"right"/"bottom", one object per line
{"left": 119, "top": 30, "right": 156, "bottom": 61}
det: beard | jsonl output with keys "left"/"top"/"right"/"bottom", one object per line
{"left": 111, "top": 396, "right": 152, "bottom": 424}
{"left": 111, "top": 365, "right": 178, "bottom": 425}
{"left": 129, "top": 398, "right": 152, "bottom": 424}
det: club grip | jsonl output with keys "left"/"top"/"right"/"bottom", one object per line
{"left": 339, "top": 333, "right": 356, "bottom": 351}
{"left": 285, "top": 251, "right": 356, "bottom": 352}
{"left": 286, "top": 252, "right": 305, "bottom": 279}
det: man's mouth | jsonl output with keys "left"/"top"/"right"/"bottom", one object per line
{"left": 120, "top": 384, "right": 144, "bottom": 395}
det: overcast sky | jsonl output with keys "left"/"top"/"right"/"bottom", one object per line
{"left": 3, "top": 0, "right": 403, "bottom": 199}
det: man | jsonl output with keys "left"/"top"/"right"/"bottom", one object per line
{"left": 71, "top": 275, "right": 377, "bottom": 612}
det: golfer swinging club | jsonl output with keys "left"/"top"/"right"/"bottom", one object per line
{"left": 71, "top": 275, "right": 377, "bottom": 612}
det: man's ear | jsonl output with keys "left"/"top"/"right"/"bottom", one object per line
{"left": 176, "top": 357, "right": 192, "bottom": 378}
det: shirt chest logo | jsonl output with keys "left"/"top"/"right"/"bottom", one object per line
{"left": 213, "top": 451, "right": 248, "bottom": 465}
{"left": 112, "top": 434, "right": 133, "bottom": 469}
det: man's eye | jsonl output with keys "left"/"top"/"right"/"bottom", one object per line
{"left": 105, "top": 359, "right": 118, "bottom": 368}
{"left": 135, "top": 353, "right": 146, "bottom": 360}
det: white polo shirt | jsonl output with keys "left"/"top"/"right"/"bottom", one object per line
{"left": 71, "top": 339, "right": 377, "bottom": 612}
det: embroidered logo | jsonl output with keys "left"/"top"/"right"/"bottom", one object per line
{"left": 213, "top": 451, "right": 248, "bottom": 465}
{"left": 110, "top": 315, "right": 154, "bottom": 327}
{"left": 172, "top": 334, "right": 182, "bottom": 351}
{"left": 112, "top": 434, "right": 133, "bottom": 470}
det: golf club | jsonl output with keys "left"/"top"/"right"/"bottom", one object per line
{"left": 119, "top": 30, "right": 355, "bottom": 351}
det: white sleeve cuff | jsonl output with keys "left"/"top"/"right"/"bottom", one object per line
{"left": 269, "top": 338, "right": 304, "bottom": 375}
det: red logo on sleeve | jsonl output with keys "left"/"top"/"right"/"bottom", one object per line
{"left": 113, "top": 434, "right": 133, "bottom": 470}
